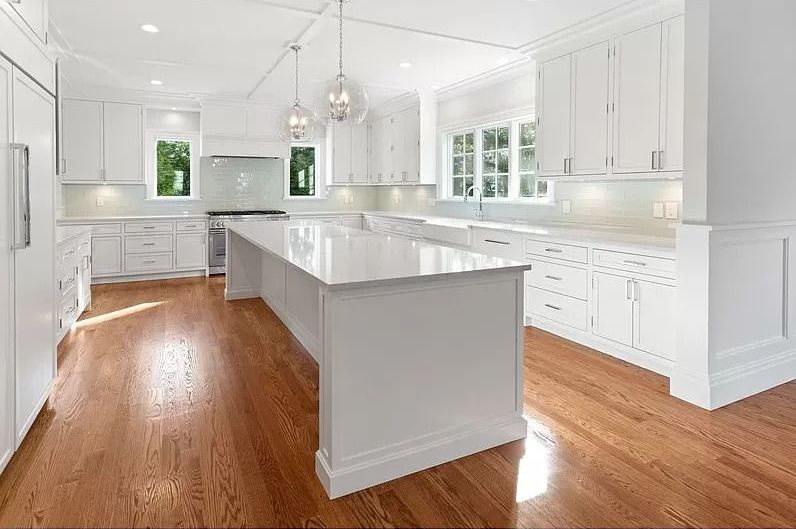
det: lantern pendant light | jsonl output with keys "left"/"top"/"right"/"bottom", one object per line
{"left": 279, "top": 44, "right": 318, "bottom": 142}
{"left": 313, "top": 0, "right": 368, "bottom": 124}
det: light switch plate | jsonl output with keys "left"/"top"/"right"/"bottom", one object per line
{"left": 562, "top": 200, "right": 571, "bottom": 214}
{"left": 96, "top": 195, "right": 105, "bottom": 207}
{"left": 652, "top": 202, "right": 664, "bottom": 218}
{"left": 665, "top": 201, "right": 679, "bottom": 220}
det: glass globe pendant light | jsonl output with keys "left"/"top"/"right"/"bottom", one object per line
{"left": 279, "top": 44, "right": 318, "bottom": 142}
{"left": 313, "top": 0, "right": 368, "bottom": 124}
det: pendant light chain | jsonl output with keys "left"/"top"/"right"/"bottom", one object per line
{"left": 294, "top": 45, "right": 300, "bottom": 104}
{"left": 338, "top": 0, "right": 344, "bottom": 78}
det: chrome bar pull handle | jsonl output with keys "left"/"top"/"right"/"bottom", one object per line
{"left": 658, "top": 150, "right": 664, "bottom": 170}
{"left": 651, "top": 150, "right": 657, "bottom": 170}
{"left": 11, "top": 143, "right": 31, "bottom": 249}
{"left": 626, "top": 279, "right": 633, "bottom": 300}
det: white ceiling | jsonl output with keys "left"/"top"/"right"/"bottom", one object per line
{"left": 50, "top": 0, "right": 637, "bottom": 107}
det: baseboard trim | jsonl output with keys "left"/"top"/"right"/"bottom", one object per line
{"left": 224, "top": 287, "right": 261, "bottom": 301}
{"left": 92, "top": 269, "right": 206, "bottom": 285}
{"left": 16, "top": 379, "right": 53, "bottom": 449}
{"left": 315, "top": 414, "right": 527, "bottom": 499}
{"left": 527, "top": 314, "right": 674, "bottom": 377}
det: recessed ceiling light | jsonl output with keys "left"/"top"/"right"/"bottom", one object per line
{"left": 140, "top": 24, "right": 159, "bottom": 33}
{"left": 150, "top": 79, "right": 163, "bottom": 86}
{"left": 399, "top": 62, "right": 412, "bottom": 68}
{"left": 171, "top": 107, "right": 177, "bottom": 111}
{"left": 431, "top": 85, "right": 440, "bottom": 90}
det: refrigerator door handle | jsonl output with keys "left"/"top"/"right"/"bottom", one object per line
{"left": 11, "top": 143, "right": 31, "bottom": 249}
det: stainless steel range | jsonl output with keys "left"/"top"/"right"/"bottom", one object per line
{"left": 208, "top": 210, "right": 289, "bottom": 274}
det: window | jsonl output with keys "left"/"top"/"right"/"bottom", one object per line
{"left": 481, "top": 125, "right": 510, "bottom": 198}
{"left": 450, "top": 132, "right": 474, "bottom": 197}
{"left": 447, "top": 116, "right": 550, "bottom": 202}
{"left": 148, "top": 132, "right": 199, "bottom": 199}
{"left": 286, "top": 144, "right": 321, "bottom": 198}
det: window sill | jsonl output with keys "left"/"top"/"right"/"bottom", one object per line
{"left": 437, "top": 198, "right": 556, "bottom": 206}
{"left": 145, "top": 196, "right": 203, "bottom": 202}
{"left": 282, "top": 195, "right": 327, "bottom": 201}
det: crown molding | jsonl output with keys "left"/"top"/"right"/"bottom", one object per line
{"left": 435, "top": 57, "right": 534, "bottom": 103}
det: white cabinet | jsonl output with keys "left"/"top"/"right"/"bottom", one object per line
{"left": 366, "top": 106, "right": 420, "bottom": 185}
{"left": 370, "top": 117, "right": 389, "bottom": 183}
{"left": 591, "top": 271, "right": 676, "bottom": 360}
{"left": 331, "top": 124, "right": 368, "bottom": 184}
{"left": 591, "top": 271, "right": 634, "bottom": 346}
{"left": 538, "top": 42, "right": 609, "bottom": 177}
{"left": 8, "top": 0, "right": 47, "bottom": 43}
{"left": 91, "top": 236, "right": 122, "bottom": 277}
{"left": 103, "top": 102, "right": 142, "bottom": 182}
{"left": 61, "top": 99, "right": 143, "bottom": 184}
{"left": 612, "top": 16, "right": 684, "bottom": 174}
{"left": 176, "top": 232, "right": 207, "bottom": 269}
{"left": 633, "top": 279, "right": 676, "bottom": 360}
{"left": 62, "top": 99, "right": 103, "bottom": 182}
{"left": 56, "top": 232, "right": 91, "bottom": 344}
{"left": 0, "top": 55, "right": 13, "bottom": 475}
{"left": 398, "top": 107, "right": 420, "bottom": 183}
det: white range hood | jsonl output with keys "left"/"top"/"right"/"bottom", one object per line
{"left": 201, "top": 101, "right": 291, "bottom": 159}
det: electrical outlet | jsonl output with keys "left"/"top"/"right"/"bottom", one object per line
{"left": 562, "top": 200, "right": 571, "bottom": 214}
{"left": 393, "top": 196, "right": 400, "bottom": 205}
{"left": 343, "top": 195, "right": 354, "bottom": 204}
{"left": 96, "top": 195, "right": 105, "bottom": 207}
{"left": 426, "top": 198, "right": 436, "bottom": 207}
{"left": 652, "top": 202, "right": 664, "bottom": 218}
{"left": 665, "top": 202, "right": 679, "bottom": 220}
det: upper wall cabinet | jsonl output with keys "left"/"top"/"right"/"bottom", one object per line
{"left": 613, "top": 16, "right": 684, "bottom": 174}
{"left": 537, "top": 41, "right": 610, "bottom": 178}
{"left": 331, "top": 123, "right": 368, "bottom": 184}
{"left": 7, "top": 0, "right": 47, "bottom": 43}
{"left": 61, "top": 99, "right": 144, "bottom": 184}
{"left": 367, "top": 106, "right": 420, "bottom": 185}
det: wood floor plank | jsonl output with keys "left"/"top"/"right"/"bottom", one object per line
{"left": 0, "top": 276, "right": 793, "bottom": 528}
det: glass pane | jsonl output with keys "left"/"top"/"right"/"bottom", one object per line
{"left": 519, "top": 173, "right": 535, "bottom": 198}
{"left": 537, "top": 180, "right": 549, "bottom": 197}
{"left": 452, "top": 177, "right": 463, "bottom": 196}
{"left": 464, "top": 154, "right": 474, "bottom": 175}
{"left": 483, "top": 175, "right": 496, "bottom": 197}
{"left": 289, "top": 146, "right": 316, "bottom": 196}
{"left": 520, "top": 122, "right": 536, "bottom": 147}
{"left": 519, "top": 147, "right": 535, "bottom": 172}
{"left": 497, "top": 175, "right": 509, "bottom": 198}
{"left": 497, "top": 149, "right": 509, "bottom": 173}
{"left": 452, "top": 134, "right": 464, "bottom": 155}
{"left": 156, "top": 140, "right": 192, "bottom": 197}
{"left": 482, "top": 151, "right": 496, "bottom": 174}
{"left": 482, "top": 128, "right": 496, "bottom": 151}
{"left": 453, "top": 156, "right": 464, "bottom": 176}
{"left": 464, "top": 133, "right": 474, "bottom": 153}
{"left": 465, "top": 176, "right": 474, "bottom": 192}
{"left": 497, "top": 126, "right": 509, "bottom": 149}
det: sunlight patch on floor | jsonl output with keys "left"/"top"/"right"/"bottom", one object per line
{"left": 516, "top": 418, "right": 554, "bottom": 503}
{"left": 75, "top": 301, "right": 167, "bottom": 327}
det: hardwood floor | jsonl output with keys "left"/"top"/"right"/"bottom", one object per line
{"left": 0, "top": 276, "right": 794, "bottom": 528}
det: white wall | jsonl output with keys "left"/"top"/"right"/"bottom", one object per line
{"left": 437, "top": 68, "right": 535, "bottom": 127}
{"left": 683, "top": 0, "right": 796, "bottom": 224}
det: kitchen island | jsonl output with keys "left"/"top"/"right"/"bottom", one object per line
{"left": 225, "top": 220, "right": 530, "bottom": 499}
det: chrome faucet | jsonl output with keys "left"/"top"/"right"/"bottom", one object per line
{"left": 464, "top": 185, "right": 484, "bottom": 221}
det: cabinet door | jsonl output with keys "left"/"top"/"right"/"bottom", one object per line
{"left": 91, "top": 236, "right": 122, "bottom": 276}
{"left": 0, "top": 55, "right": 12, "bottom": 473}
{"left": 612, "top": 23, "right": 662, "bottom": 174}
{"left": 350, "top": 124, "right": 369, "bottom": 183}
{"left": 401, "top": 108, "right": 420, "bottom": 182}
{"left": 103, "top": 102, "right": 142, "bottom": 183}
{"left": 387, "top": 113, "right": 401, "bottom": 182}
{"left": 332, "top": 124, "right": 352, "bottom": 184}
{"left": 369, "top": 120, "right": 383, "bottom": 182}
{"left": 571, "top": 42, "right": 609, "bottom": 175}
{"left": 62, "top": 99, "right": 104, "bottom": 182}
{"left": 175, "top": 233, "right": 207, "bottom": 269}
{"left": 658, "top": 15, "right": 684, "bottom": 173}
{"left": 538, "top": 54, "right": 572, "bottom": 176}
{"left": 591, "top": 271, "right": 633, "bottom": 347}
{"left": 633, "top": 279, "right": 676, "bottom": 360}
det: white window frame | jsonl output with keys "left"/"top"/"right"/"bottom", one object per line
{"left": 283, "top": 142, "right": 325, "bottom": 200}
{"left": 146, "top": 131, "right": 200, "bottom": 200}
{"left": 441, "top": 114, "right": 553, "bottom": 204}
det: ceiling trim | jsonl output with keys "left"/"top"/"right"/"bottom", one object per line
{"left": 435, "top": 56, "right": 534, "bottom": 103}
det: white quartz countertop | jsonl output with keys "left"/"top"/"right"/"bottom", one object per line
{"left": 56, "top": 225, "right": 92, "bottom": 245}
{"left": 227, "top": 220, "right": 531, "bottom": 290}
{"left": 363, "top": 211, "right": 677, "bottom": 256}
{"left": 59, "top": 214, "right": 209, "bottom": 223}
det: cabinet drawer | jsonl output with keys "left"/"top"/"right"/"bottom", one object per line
{"left": 77, "top": 237, "right": 91, "bottom": 257}
{"left": 59, "top": 242, "right": 78, "bottom": 263}
{"left": 88, "top": 223, "right": 122, "bottom": 235}
{"left": 472, "top": 229, "right": 524, "bottom": 260}
{"left": 125, "top": 252, "right": 173, "bottom": 272}
{"left": 124, "top": 221, "right": 173, "bottom": 234}
{"left": 125, "top": 235, "right": 173, "bottom": 254}
{"left": 59, "top": 291, "right": 78, "bottom": 332}
{"left": 176, "top": 220, "right": 208, "bottom": 232}
{"left": 527, "top": 286, "right": 588, "bottom": 331}
{"left": 529, "top": 260, "right": 588, "bottom": 300}
{"left": 593, "top": 248, "right": 675, "bottom": 277}
{"left": 525, "top": 239, "right": 588, "bottom": 264}
{"left": 57, "top": 264, "right": 78, "bottom": 296}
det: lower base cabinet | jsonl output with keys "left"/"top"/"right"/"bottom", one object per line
{"left": 176, "top": 232, "right": 207, "bottom": 269}
{"left": 92, "top": 236, "right": 122, "bottom": 276}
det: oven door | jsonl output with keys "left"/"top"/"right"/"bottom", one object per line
{"left": 208, "top": 229, "right": 227, "bottom": 274}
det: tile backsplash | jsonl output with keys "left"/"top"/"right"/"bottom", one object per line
{"left": 63, "top": 157, "right": 378, "bottom": 217}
